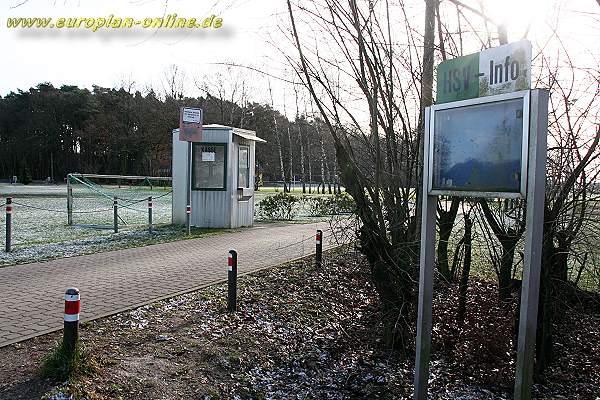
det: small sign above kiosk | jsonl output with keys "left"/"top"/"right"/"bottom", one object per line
{"left": 179, "top": 107, "right": 203, "bottom": 142}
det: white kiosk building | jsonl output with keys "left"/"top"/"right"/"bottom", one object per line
{"left": 172, "top": 124, "right": 266, "bottom": 228}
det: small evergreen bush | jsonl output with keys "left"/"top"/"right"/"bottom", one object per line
{"left": 257, "top": 192, "right": 301, "bottom": 220}
{"left": 307, "top": 193, "right": 355, "bottom": 216}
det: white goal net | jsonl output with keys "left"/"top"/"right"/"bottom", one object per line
{"left": 67, "top": 174, "right": 172, "bottom": 230}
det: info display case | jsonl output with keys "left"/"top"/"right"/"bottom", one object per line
{"left": 415, "top": 88, "right": 549, "bottom": 400}
{"left": 428, "top": 90, "right": 530, "bottom": 199}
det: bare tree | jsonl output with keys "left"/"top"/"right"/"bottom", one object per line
{"left": 305, "top": 101, "right": 314, "bottom": 193}
{"left": 308, "top": 100, "right": 331, "bottom": 195}
{"left": 437, "top": 197, "right": 461, "bottom": 281}
{"left": 282, "top": 91, "right": 295, "bottom": 191}
{"left": 457, "top": 205, "right": 474, "bottom": 323}
{"left": 196, "top": 65, "right": 253, "bottom": 126}
{"left": 286, "top": 0, "right": 436, "bottom": 350}
{"left": 534, "top": 50, "right": 600, "bottom": 372}
{"left": 162, "top": 65, "right": 185, "bottom": 100}
{"left": 478, "top": 199, "right": 526, "bottom": 302}
{"left": 294, "top": 87, "right": 307, "bottom": 193}
{"left": 286, "top": 0, "right": 600, "bottom": 373}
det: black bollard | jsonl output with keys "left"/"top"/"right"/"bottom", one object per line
{"left": 316, "top": 229, "right": 323, "bottom": 268}
{"left": 113, "top": 196, "right": 118, "bottom": 233}
{"left": 5, "top": 197, "right": 12, "bottom": 252}
{"left": 227, "top": 250, "right": 238, "bottom": 312}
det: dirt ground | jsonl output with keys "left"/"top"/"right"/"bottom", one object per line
{"left": 0, "top": 246, "right": 598, "bottom": 399}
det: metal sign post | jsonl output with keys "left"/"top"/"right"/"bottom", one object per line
{"left": 514, "top": 89, "right": 549, "bottom": 399}
{"left": 413, "top": 89, "right": 548, "bottom": 400}
{"left": 414, "top": 106, "right": 437, "bottom": 400}
{"left": 186, "top": 141, "right": 192, "bottom": 235}
{"left": 179, "top": 107, "right": 203, "bottom": 235}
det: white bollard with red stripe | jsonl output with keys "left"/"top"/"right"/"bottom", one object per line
{"left": 148, "top": 196, "right": 153, "bottom": 233}
{"left": 186, "top": 204, "right": 192, "bottom": 235}
{"left": 63, "top": 287, "right": 80, "bottom": 353}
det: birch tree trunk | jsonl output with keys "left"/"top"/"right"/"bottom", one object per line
{"left": 299, "top": 125, "right": 306, "bottom": 193}
{"left": 307, "top": 144, "right": 313, "bottom": 194}
{"left": 270, "top": 84, "right": 287, "bottom": 192}
{"left": 295, "top": 93, "right": 306, "bottom": 193}
{"left": 275, "top": 118, "right": 287, "bottom": 192}
{"left": 319, "top": 131, "right": 328, "bottom": 194}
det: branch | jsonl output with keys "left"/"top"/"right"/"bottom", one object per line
{"left": 445, "top": 0, "right": 502, "bottom": 27}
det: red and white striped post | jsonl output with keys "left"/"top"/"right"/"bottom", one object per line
{"left": 186, "top": 204, "right": 192, "bottom": 235}
{"left": 316, "top": 229, "right": 323, "bottom": 268}
{"left": 63, "top": 287, "right": 80, "bottom": 353}
{"left": 148, "top": 196, "right": 153, "bottom": 233}
{"left": 5, "top": 197, "right": 12, "bottom": 253}
{"left": 227, "top": 250, "right": 238, "bottom": 312}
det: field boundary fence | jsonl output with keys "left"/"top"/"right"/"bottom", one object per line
{"left": 0, "top": 174, "right": 174, "bottom": 256}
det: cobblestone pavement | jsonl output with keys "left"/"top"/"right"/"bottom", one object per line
{"left": 0, "top": 222, "right": 342, "bottom": 347}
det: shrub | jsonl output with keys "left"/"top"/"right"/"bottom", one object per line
{"left": 20, "top": 166, "right": 32, "bottom": 185}
{"left": 329, "top": 193, "right": 355, "bottom": 214}
{"left": 257, "top": 192, "right": 301, "bottom": 220}
{"left": 307, "top": 193, "right": 355, "bottom": 216}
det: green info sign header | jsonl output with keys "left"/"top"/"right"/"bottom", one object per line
{"left": 436, "top": 40, "right": 532, "bottom": 104}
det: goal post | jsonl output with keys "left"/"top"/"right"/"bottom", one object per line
{"left": 67, "top": 173, "right": 172, "bottom": 230}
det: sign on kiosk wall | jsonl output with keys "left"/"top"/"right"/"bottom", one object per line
{"left": 179, "top": 107, "right": 203, "bottom": 142}
{"left": 436, "top": 40, "right": 532, "bottom": 104}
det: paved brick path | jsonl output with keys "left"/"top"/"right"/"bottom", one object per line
{"left": 0, "top": 222, "right": 341, "bottom": 348}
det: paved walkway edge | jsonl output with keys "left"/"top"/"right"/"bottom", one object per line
{"left": 0, "top": 244, "right": 344, "bottom": 349}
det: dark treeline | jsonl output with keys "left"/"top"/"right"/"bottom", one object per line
{"left": 0, "top": 83, "right": 337, "bottom": 188}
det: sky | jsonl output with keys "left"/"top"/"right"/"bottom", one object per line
{"left": 1, "top": 0, "right": 287, "bottom": 101}
{"left": 1, "top": 0, "right": 598, "bottom": 118}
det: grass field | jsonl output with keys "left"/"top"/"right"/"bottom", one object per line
{"left": 1, "top": 185, "right": 172, "bottom": 239}
{"left": 0, "top": 184, "right": 339, "bottom": 267}
{"left": 3, "top": 184, "right": 595, "bottom": 292}
{"left": 0, "top": 184, "right": 184, "bottom": 266}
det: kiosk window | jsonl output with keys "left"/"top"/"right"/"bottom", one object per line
{"left": 193, "top": 143, "right": 226, "bottom": 190}
{"left": 238, "top": 146, "right": 250, "bottom": 188}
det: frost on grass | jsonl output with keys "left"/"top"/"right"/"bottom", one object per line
{"left": 0, "top": 246, "right": 597, "bottom": 399}
{"left": 37, "top": 248, "right": 556, "bottom": 400}
{"left": 0, "top": 187, "right": 176, "bottom": 266}
{"left": 0, "top": 186, "right": 335, "bottom": 267}
{"left": 0, "top": 227, "right": 182, "bottom": 267}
